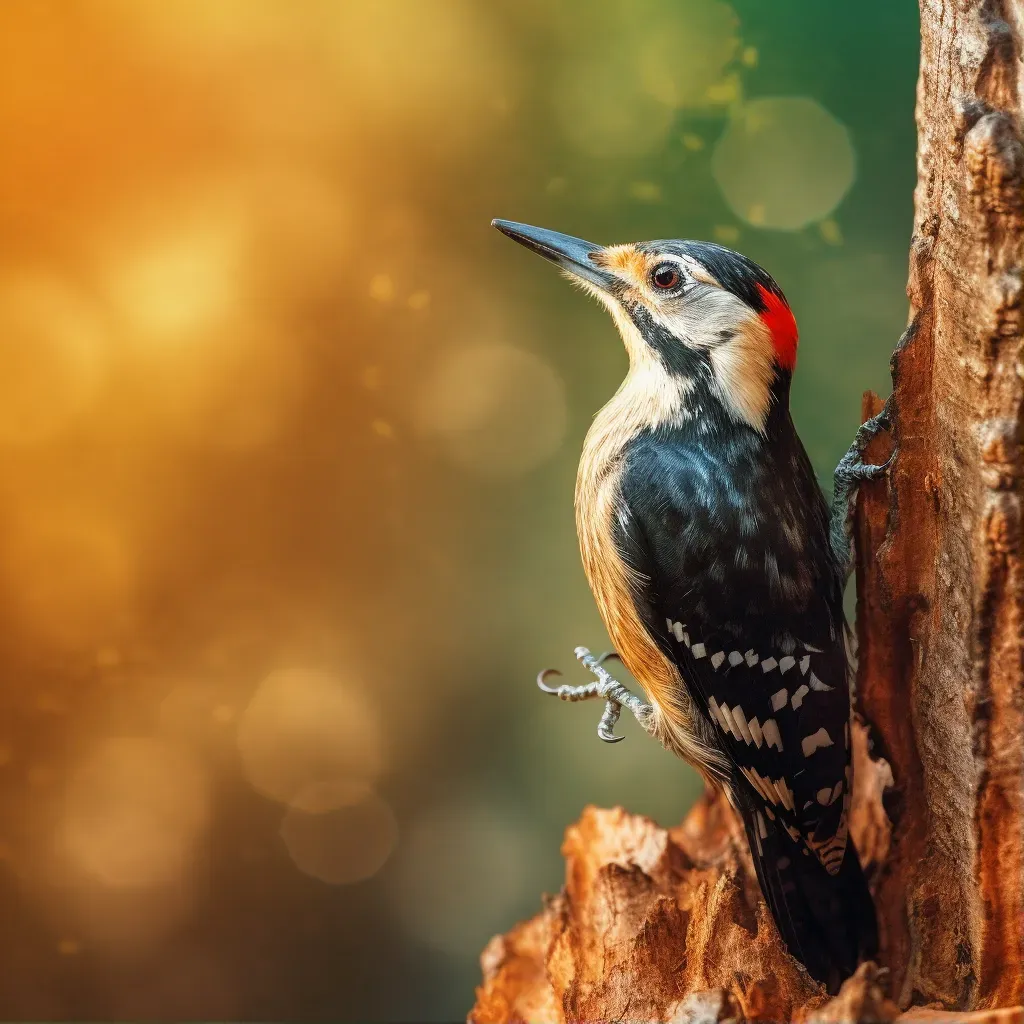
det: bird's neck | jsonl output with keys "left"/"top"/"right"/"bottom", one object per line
{"left": 577, "top": 349, "right": 792, "bottom": 501}
{"left": 576, "top": 354, "right": 688, "bottom": 501}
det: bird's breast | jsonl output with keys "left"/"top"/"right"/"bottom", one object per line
{"left": 575, "top": 420, "right": 696, "bottom": 747}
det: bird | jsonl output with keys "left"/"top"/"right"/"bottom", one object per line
{"left": 492, "top": 218, "right": 886, "bottom": 992}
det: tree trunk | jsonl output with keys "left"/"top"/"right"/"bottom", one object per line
{"left": 469, "top": 3, "right": 1024, "bottom": 1021}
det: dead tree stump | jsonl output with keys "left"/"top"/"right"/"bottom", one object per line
{"left": 470, "top": 2, "right": 1024, "bottom": 1020}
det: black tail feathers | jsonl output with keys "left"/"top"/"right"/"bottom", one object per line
{"left": 735, "top": 785, "right": 878, "bottom": 993}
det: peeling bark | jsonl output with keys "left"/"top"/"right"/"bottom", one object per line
{"left": 470, "top": 727, "right": 902, "bottom": 1024}
{"left": 469, "top": 3, "right": 1024, "bottom": 1020}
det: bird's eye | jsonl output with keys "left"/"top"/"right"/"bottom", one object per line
{"left": 651, "top": 264, "right": 682, "bottom": 290}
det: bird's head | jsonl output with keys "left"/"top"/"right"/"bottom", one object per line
{"left": 492, "top": 219, "right": 798, "bottom": 434}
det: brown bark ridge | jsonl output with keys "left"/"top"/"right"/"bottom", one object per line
{"left": 469, "top": 2, "right": 1024, "bottom": 1020}
{"left": 860, "top": 0, "right": 1024, "bottom": 1011}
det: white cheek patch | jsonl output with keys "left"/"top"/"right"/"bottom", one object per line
{"left": 652, "top": 286, "right": 750, "bottom": 350}
{"left": 649, "top": 288, "right": 777, "bottom": 434}
{"left": 580, "top": 251, "right": 777, "bottom": 434}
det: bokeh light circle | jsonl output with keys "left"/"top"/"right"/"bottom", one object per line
{"left": 415, "top": 343, "right": 567, "bottom": 480}
{"left": 237, "top": 668, "right": 385, "bottom": 811}
{"left": 61, "top": 738, "right": 210, "bottom": 890}
{"left": 712, "top": 96, "right": 856, "bottom": 229}
{"left": 280, "top": 791, "right": 397, "bottom": 885}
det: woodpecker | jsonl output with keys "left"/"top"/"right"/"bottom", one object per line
{"left": 493, "top": 219, "right": 887, "bottom": 991}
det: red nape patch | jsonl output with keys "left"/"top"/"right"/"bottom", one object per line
{"left": 756, "top": 283, "right": 798, "bottom": 371}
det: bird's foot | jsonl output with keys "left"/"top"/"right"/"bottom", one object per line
{"left": 537, "top": 647, "right": 655, "bottom": 743}
{"left": 830, "top": 404, "right": 895, "bottom": 581}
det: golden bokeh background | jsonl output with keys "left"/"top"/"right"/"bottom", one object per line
{"left": 0, "top": 2, "right": 916, "bottom": 1019}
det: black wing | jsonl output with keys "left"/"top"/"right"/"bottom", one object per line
{"left": 731, "top": 768, "right": 877, "bottom": 989}
{"left": 660, "top": 601, "right": 853, "bottom": 874}
{"left": 616, "top": 426, "right": 853, "bottom": 875}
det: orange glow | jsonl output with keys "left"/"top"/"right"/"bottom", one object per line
{"left": 60, "top": 738, "right": 209, "bottom": 890}
{"left": 0, "top": 274, "right": 108, "bottom": 445}
{"left": 237, "top": 669, "right": 385, "bottom": 812}
{"left": 3, "top": 507, "right": 137, "bottom": 648}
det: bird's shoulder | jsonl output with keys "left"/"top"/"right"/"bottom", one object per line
{"left": 614, "top": 421, "right": 838, "bottom": 618}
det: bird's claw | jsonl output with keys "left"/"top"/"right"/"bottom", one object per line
{"left": 595, "top": 651, "right": 625, "bottom": 741}
{"left": 536, "top": 667, "right": 563, "bottom": 694}
{"left": 830, "top": 405, "right": 896, "bottom": 582}
{"left": 875, "top": 448, "right": 897, "bottom": 477}
{"left": 534, "top": 645, "right": 655, "bottom": 742}
{"left": 597, "top": 700, "right": 625, "bottom": 743}
{"left": 841, "top": 455, "right": 891, "bottom": 484}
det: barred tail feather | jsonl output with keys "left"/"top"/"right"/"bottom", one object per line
{"left": 733, "top": 781, "right": 878, "bottom": 993}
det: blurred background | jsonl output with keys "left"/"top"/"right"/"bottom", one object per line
{"left": 0, "top": 1, "right": 916, "bottom": 1019}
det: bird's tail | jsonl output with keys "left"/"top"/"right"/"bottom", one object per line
{"left": 733, "top": 782, "right": 878, "bottom": 993}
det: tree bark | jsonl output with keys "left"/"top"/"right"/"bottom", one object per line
{"left": 858, "top": 0, "right": 1024, "bottom": 1010}
{"left": 469, "top": 3, "right": 1024, "bottom": 1020}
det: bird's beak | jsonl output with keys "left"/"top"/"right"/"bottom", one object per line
{"left": 491, "top": 219, "right": 616, "bottom": 293}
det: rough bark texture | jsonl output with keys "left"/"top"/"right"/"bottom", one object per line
{"left": 857, "top": 0, "right": 1024, "bottom": 1011}
{"left": 469, "top": 2, "right": 1024, "bottom": 1020}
